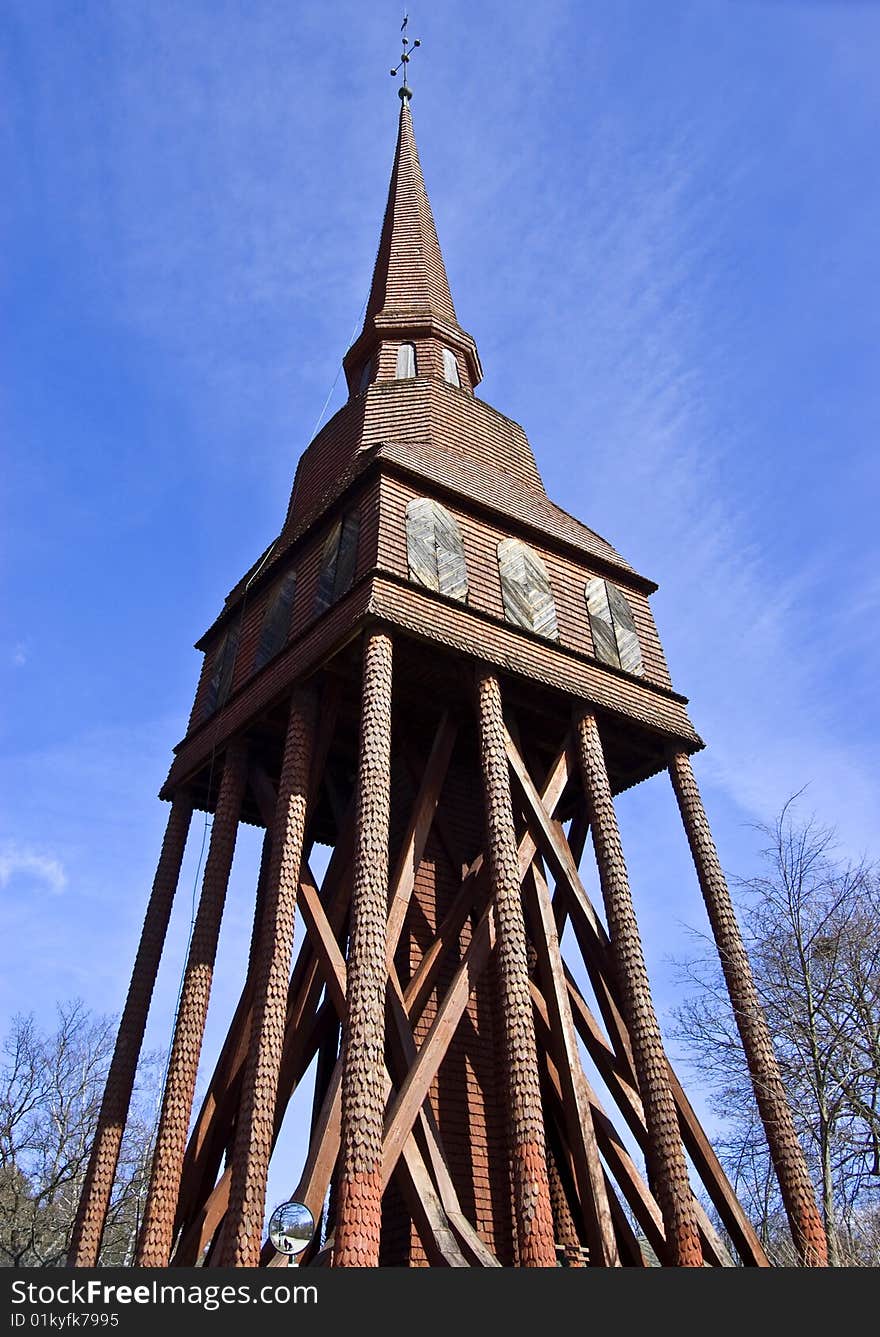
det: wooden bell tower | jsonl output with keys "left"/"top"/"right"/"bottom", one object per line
{"left": 70, "top": 90, "right": 828, "bottom": 1269}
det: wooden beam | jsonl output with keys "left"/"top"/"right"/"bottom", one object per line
{"left": 532, "top": 986, "right": 668, "bottom": 1264}
{"left": 382, "top": 905, "right": 494, "bottom": 1183}
{"left": 505, "top": 728, "right": 749, "bottom": 1266}
{"left": 172, "top": 817, "right": 356, "bottom": 1265}
{"left": 537, "top": 1038, "right": 649, "bottom": 1267}
{"left": 387, "top": 715, "right": 458, "bottom": 952}
{"left": 276, "top": 870, "right": 478, "bottom": 1269}
{"left": 526, "top": 863, "right": 619, "bottom": 1266}
{"left": 379, "top": 744, "right": 575, "bottom": 1194}
{"left": 561, "top": 971, "right": 741, "bottom": 1268}
{"left": 404, "top": 745, "right": 571, "bottom": 1022}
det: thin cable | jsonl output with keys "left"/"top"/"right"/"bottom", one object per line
{"left": 308, "top": 296, "right": 369, "bottom": 441}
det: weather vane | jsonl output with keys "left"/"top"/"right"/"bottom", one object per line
{"left": 390, "top": 13, "right": 420, "bottom": 100}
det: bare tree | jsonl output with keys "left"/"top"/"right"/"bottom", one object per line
{"left": 673, "top": 795, "right": 880, "bottom": 1266}
{"left": 0, "top": 1002, "right": 157, "bottom": 1267}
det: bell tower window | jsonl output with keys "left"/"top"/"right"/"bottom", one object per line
{"left": 202, "top": 627, "right": 239, "bottom": 719}
{"left": 497, "top": 538, "right": 559, "bottom": 640}
{"left": 442, "top": 348, "right": 461, "bottom": 387}
{"left": 314, "top": 510, "right": 361, "bottom": 614}
{"left": 254, "top": 570, "right": 297, "bottom": 672}
{"left": 584, "top": 577, "right": 644, "bottom": 675}
{"left": 395, "top": 342, "right": 417, "bottom": 379}
{"left": 405, "top": 497, "right": 468, "bottom": 601}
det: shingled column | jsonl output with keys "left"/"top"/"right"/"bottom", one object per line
{"left": 667, "top": 747, "right": 828, "bottom": 1266}
{"left": 220, "top": 690, "right": 317, "bottom": 1267}
{"left": 574, "top": 707, "right": 703, "bottom": 1267}
{"left": 335, "top": 629, "right": 393, "bottom": 1267}
{"left": 547, "top": 1146, "right": 584, "bottom": 1267}
{"left": 137, "top": 742, "right": 248, "bottom": 1266}
{"left": 476, "top": 669, "right": 557, "bottom": 1268}
{"left": 68, "top": 794, "right": 194, "bottom": 1266}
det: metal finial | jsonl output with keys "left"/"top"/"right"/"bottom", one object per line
{"left": 390, "top": 12, "right": 421, "bottom": 100}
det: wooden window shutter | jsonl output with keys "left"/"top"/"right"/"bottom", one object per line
{"left": 442, "top": 348, "right": 460, "bottom": 387}
{"left": 395, "top": 342, "right": 416, "bottom": 379}
{"left": 203, "top": 627, "right": 239, "bottom": 718}
{"left": 406, "top": 498, "right": 468, "bottom": 601}
{"left": 314, "top": 511, "right": 360, "bottom": 614}
{"left": 254, "top": 569, "right": 297, "bottom": 671}
{"left": 584, "top": 577, "right": 644, "bottom": 675}
{"left": 497, "top": 538, "right": 559, "bottom": 640}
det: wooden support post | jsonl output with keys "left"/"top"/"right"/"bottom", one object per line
{"left": 68, "top": 794, "right": 194, "bottom": 1266}
{"left": 220, "top": 690, "right": 318, "bottom": 1266}
{"left": 667, "top": 747, "right": 828, "bottom": 1267}
{"left": 137, "top": 743, "right": 248, "bottom": 1265}
{"left": 170, "top": 826, "right": 272, "bottom": 1247}
{"left": 335, "top": 629, "right": 393, "bottom": 1267}
{"left": 476, "top": 669, "right": 556, "bottom": 1268}
{"left": 573, "top": 708, "right": 703, "bottom": 1267}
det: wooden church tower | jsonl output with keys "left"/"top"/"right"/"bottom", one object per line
{"left": 70, "top": 85, "right": 828, "bottom": 1269}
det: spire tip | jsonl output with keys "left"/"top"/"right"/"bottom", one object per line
{"left": 390, "top": 15, "right": 419, "bottom": 101}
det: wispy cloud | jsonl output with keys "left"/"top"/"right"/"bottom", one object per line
{"left": 0, "top": 842, "right": 67, "bottom": 895}
{"left": 11, "top": 642, "right": 28, "bottom": 667}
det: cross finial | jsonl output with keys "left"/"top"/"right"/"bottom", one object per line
{"left": 390, "top": 13, "right": 421, "bottom": 101}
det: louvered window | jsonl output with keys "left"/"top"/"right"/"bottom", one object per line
{"left": 442, "top": 348, "right": 461, "bottom": 387}
{"left": 395, "top": 342, "right": 416, "bottom": 379}
{"left": 497, "top": 538, "right": 559, "bottom": 639}
{"left": 314, "top": 511, "right": 360, "bottom": 613}
{"left": 584, "top": 577, "right": 643, "bottom": 675}
{"left": 203, "top": 627, "right": 239, "bottom": 718}
{"left": 254, "top": 570, "right": 297, "bottom": 671}
{"left": 406, "top": 498, "right": 468, "bottom": 601}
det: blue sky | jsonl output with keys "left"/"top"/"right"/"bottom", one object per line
{"left": 2, "top": 1, "right": 879, "bottom": 1220}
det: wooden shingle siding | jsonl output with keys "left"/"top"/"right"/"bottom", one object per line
{"left": 375, "top": 474, "right": 672, "bottom": 689}
{"left": 585, "top": 577, "right": 644, "bottom": 677}
{"left": 367, "top": 577, "right": 701, "bottom": 747}
{"left": 405, "top": 497, "right": 468, "bottom": 601}
{"left": 497, "top": 538, "right": 559, "bottom": 640}
{"left": 281, "top": 378, "right": 548, "bottom": 541}
{"left": 254, "top": 570, "right": 297, "bottom": 671}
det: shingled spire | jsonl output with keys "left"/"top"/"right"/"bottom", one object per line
{"left": 343, "top": 98, "right": 482, "bottom": 395}
{"left": 365, "top": 97, "right": 457, "bottom": 325}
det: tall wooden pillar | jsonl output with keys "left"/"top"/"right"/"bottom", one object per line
{"left": 476, "top": 670, "right": 557, "bottom": 1268}
{"left": 574, "top": 708, "right": 703, "bottom": 1267}
{"left": 335, "top": 629, "right": 393, "bottom": 1267}
{"left": 68, "top": 794, "right": 194, "bottom": 1266}
{"left": 667, "top": 747, "right": 828, "bottom": 1266}
{"left": 221, "top": 690, "right": 317, "bottom": 1266}
{"left": 137, "top": 742, "right": 248, "bottom": 1266}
